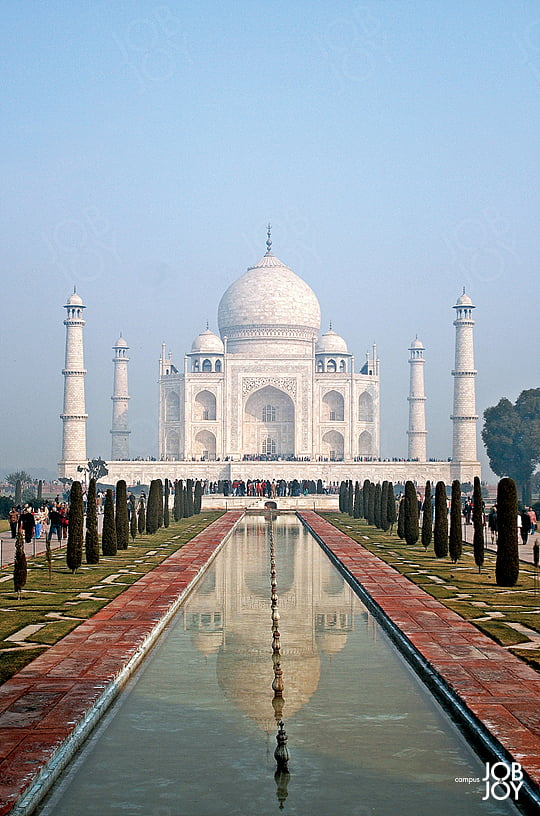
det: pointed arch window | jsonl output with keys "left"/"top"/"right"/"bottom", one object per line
{"left": 262, "top": 404, "right": 276, "bottom": 422}
{"left": 327, "top": 359, "right": 337, "bottom": 372}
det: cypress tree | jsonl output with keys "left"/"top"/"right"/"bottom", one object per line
{"left": 137, "top": 498, "right": 146, "bottom": 535}
{"left": 397, "top": 497, "right": 405, "bottom": 539}
{"left": 130, "top": 496, "right": 137, "bottom": 540}
{"left": 421, "top": 481, "right": 432, "bottom": 550}
{"left": 146, "top": 480, "right": 159, "bottom": 534}
{"left": 115, "top": 480, "right": 129, "bottom": 550}
{"left": 347, "top": 480, "right": 354, "bottom": 516}
{"left": 15, "top": 479, "right": 22, "bottom": 506}
{"left": 13, "top": 527, "right": 27, "bottom": 599}
{"left": 185, "top": 479, "right": 194, "bottom": 517}
{"left": 374, "top": 483, "right": 382, "bottom": 528}
{"left": 194, "top": 480, "right": 203, "bottom": 514}
{"left": 338, "top": 481, "right": 345, "bottom": 512}
{"left": 387, "top": 483, "right": 397, "bottom": 532}
{"left": 175, "top": 480, "right": 184, "bottom": 521}
{"left": 173, "top": 480, "right": 180, "bottom": 521}
{"left": 353, "top": 482, "right": 361, "bottom": 519}
{"left": 472, "top": 476, "right": 485, "bottom": 573}
{"left": 367, "top": 482, "right": 375, "bottom": 526}
{"left": 362, "top": 480, "right": 370, "bottom": 519}
{"left": 433, "top": 481, "right": 448, "bottom": 558}
{"left": 102, "top": 488, "right": 117, "bottom": 555}
{"left": 380, "top": 481, "right": 389, "bottom": 531}
{"left": 37, "top": 479, "right": 43, "bottom": 503}
{"left": 156, "top": 479, "right": 164, "bottom": 528}
{"left": 404, "top": 481, "right": 419, "bottom": 546}
{"left": 163, "top": 478, "right": 170, "bottom": 527}
{"left": 66, "top": 480, "right": 84, "bottom": 573}
{"left": 317, "top": 479, "right": 323, "bottom": 495}
{"left": 495, "top": 477, "right": 519, "bottom": 587}
{"left": 449, "top": 480, "right": 462, "bottom": 563}
{"left": 85, "top": 477, "right": 100, "bottom": 564}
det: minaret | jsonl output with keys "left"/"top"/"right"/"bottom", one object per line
{"left": 110, "top": 335, "right": 131, "bottom": 460}
{"left": 407, "top": 337, "right": 427, "bottom": 460}
{"left": 451, "top": 290, "right": 478, "bottom": 462}
{"left": 59, "top": 290, "right": 87, "bottom": 478}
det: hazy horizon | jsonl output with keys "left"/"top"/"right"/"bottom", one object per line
{"left": 1, "top": 1, "right": 539, "bottom": 482}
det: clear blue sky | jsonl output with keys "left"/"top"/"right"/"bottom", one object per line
{"left": 1, "top": 1, "right": 539, "bottom": 479}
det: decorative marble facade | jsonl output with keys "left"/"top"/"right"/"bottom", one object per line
{"left": 158, "top": 245, "right": 380, "bottom": 463}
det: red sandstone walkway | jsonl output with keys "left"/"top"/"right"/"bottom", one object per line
{"left": 299, "top": 511, "right": 540, "bottom": 807}
{"left": 0, "top": 512, "right": 242, "bottom": 816}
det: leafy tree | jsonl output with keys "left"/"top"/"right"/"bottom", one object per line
{"left": 448, "top": 480, "right": 462, "bottom": 563}
{"left": 102, "top": 489, "right": 117, "bottom": 556}
{"left": 404, "top": 481, "right": 419, "bottom": 546}
{"left": 130, "top": 496, "right": 137, "bottom": 540}
{"left": 163, "top": 478, "right": 170, "bottom": 527}
{"left": 87, "top": 457, "right": 109, "bottom": 481}
{"left": 137, "top": 497, "right": 146, "bottom": 535}
{"left": 13, "top": 528, "right": 27, "bottom": 599}
{"left": 115, "top": 480, "right": 129, "bottom": 550}
{"left": 85, "top": 478, "right": 100, "bottom": 564}
{"left": 482, "top": 388, "right": 540, "bottom": 504}
{"left": 6, "top": 471, "right": 33, "bottom": 489}
{"left": 472, "top": 475, "right": 484, "bottom": 572}
{"left": 421, "top": 481, "right": 432, "bottom": 549}
{"left": 66, "top": 481, "right": 84, "bottom": 573}
{"left": 495, "top": 477, "right": 519, "bottom": 586}
{"left": 386, "top": 483, "right": 396, "bottom": 532}
{"left": 433, "top": 481, "right": 448, "bottom": 558}
{"left": 146, "top": 480, "right": 160, "bottom": 534}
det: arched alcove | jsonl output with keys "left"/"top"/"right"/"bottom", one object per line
{"left": 194, "top": 390, "right": 216, "bottom": 421}
{"left": 359, "top": 391, "right": 374, "bottom": 422}
{"left": 322, "top": 430, "right": 344, "bottom": 460}
{"left": 244, "top": 385, "right": 295, "bottom": 456}
{"left": 358, "top": 430, "right": 372, "bottom": 455}
{"left": 194, "top": 429, "right": 216, "bottom": 460}
{"left": 322, "top": 390, "right": 344, "bottom": 421}
{"left": 165, "top": 430, "right": 179, "bottom": 458}
{"left": 165, "top": 391, "right": 180, "bottom": 421}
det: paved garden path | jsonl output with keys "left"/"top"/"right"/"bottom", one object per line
{"left": 299, "top": 511, "right": 540, "bottom": 812}
{"left": 0, "top": 512, "right": 242, "bottom": 816}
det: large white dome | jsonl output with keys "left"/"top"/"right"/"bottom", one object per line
{"left": 217, "top": 250, "right": 321, "bottom": 355}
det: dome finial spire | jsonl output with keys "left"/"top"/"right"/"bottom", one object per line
{"left": 266, "top": 223, "right": 272, "bottom": 255}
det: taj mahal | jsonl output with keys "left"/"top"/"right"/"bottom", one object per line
{"left": 58, "top": 229, "right": 480, "bottom": 488}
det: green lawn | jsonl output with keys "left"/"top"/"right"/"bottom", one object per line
{"left": 322, "top": 512, "right": 540, "bottom": 672}
{"left": 0, "top": 512, "right": 223, "bottom": 684}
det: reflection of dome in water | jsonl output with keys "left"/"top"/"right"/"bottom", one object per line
{"left": 191, "top": 631, "right": 223, "bottom": 655}
{"left": 216, "top": 637, "right": 320, "bottom": 731}
{"left": 316, "top": 631, "right": 349, "bottom": 655}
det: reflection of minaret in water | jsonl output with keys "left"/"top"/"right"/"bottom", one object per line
{"left": 110, "top": 335, "right": 131, "bottom": 460}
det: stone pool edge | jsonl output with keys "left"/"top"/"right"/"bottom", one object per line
{"left": 1, "top": 511, "right": 244, "bottom": 816}
{"left": 298, "top": 511, "right": 540, "bottom": 815}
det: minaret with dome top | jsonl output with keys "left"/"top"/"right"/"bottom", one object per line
{"left": 59, "top": 289, "right": 87, "bottom": 478}
{"left": 110, "top": 335, "right": 131, "bottom": 460}
{"left": 451, "top": 289, "right": 478, "bottom": 462}
{"left": 407, "top": 337, "right": 427, "bottom": 461}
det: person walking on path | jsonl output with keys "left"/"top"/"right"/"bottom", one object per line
{"left": 47, "top": 507, "right": 63, "bottom": 543}
{"left": 520, "top": 509, "right": 532, "bottom": 545}
{"left": 18, "top": 506, "right": 35, "bottom": 544}
{"left": 488, "top": 505, "right": 497, "bottom": 545}
{"left": 8, "top": 507, "right": 19, "bottom": 538}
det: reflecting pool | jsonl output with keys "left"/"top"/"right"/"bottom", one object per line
{"left": 37, "top": 515, "right": 520, "bottom": 816}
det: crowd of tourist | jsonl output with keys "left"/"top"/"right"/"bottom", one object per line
{"left": 7, "top": 501, "right": 70, "bottom": 543}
